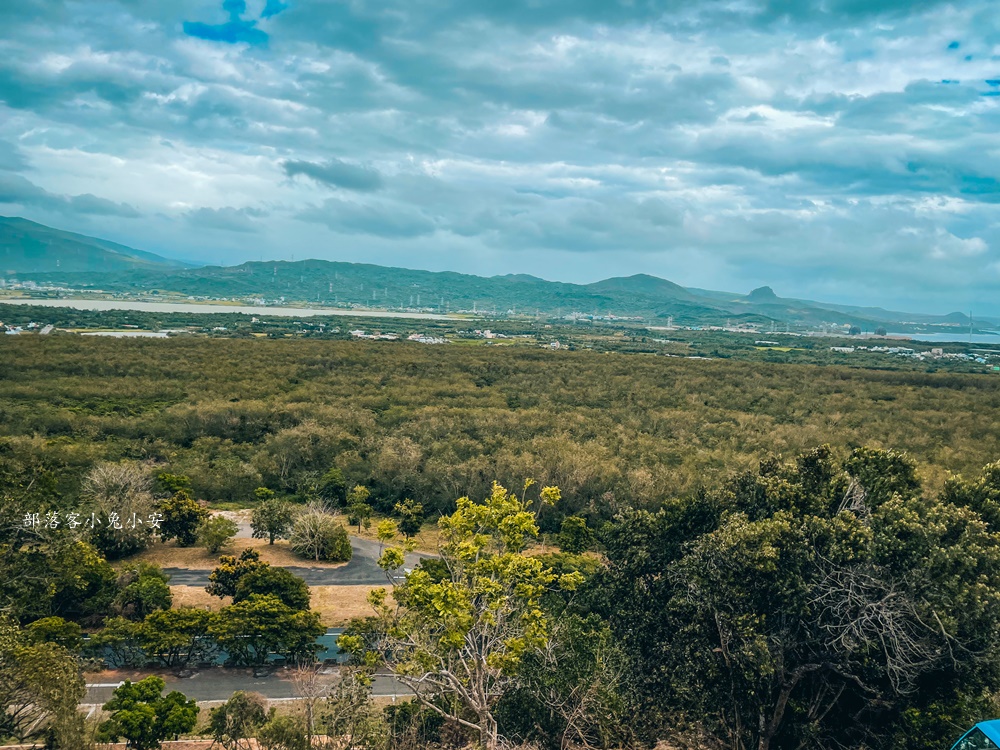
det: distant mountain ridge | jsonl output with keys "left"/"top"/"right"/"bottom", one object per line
{"left": 4, "top": 217, "right": 994, "bottom": 330}
{"left": 0, "top": 217, "right": 190, "bottom": 274}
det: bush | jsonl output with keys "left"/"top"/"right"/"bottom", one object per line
{"left": 289, "top": 510, "right": 352, "bottom": 562}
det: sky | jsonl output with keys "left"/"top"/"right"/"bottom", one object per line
{"left": 1, "top": 0, "right": 999, "bottom": 315}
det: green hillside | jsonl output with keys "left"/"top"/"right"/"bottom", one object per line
{"left": 0, "top": 216, "right": 189, "bottom": 274}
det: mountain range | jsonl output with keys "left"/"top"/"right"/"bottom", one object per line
{"left": 2, "top": 216, "right": 993, "bottom": 331}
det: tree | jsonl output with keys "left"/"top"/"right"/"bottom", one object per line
{"left": 596, "top": 449, "right": 1000, "bottom": 750}
{"left": 24, "top": 616, "right": 83, "bottom": 652}
{"left": 394, "top": 498, "right": 423, "bottom": 538}
{"left": 0, "top": 619, "right": 87, "bottom": 747}
{"left": 257, "top": 715, "right": 308, "bottom": 750}
{"left": 113, "top": 562, "right": 172, "bottom": 620}
{"left": 347, "top": 484, "right": 373, "bottom": 533}
{"left": 139, "top": 608, "right": 216, "bottom": 670}
{"left": 157, "top": 489, "right": 208, "bottom": 547}
{"left": 209, "top": 691, "right": 269, "bottom": 750}
{"left": 252, "top": 497, "right": 294, "bottom": 544}
{"left": 206, "top": 548, "right": 269, "bottom": 598}
{"left": 341, "top": 481, "right": 573, "bottom": 750}
{"left": 234, "top": 566, "right": 311, "bottom": 611}
{"left": 99, "top": 676, "right": 199, "bottom": 749}
{"left": 321, "top": 667, "right": 388, "bottom": 750}
{"left": 209, "top": 594, "right": 325, "bottom": 667}
{"left": 289, "top": 509, "right": 352, "bottom": 562}
{"left": 197, "top": 515, "right": 239, "bottom": 554}
{"left": 317, "top": 466, "right": 347, "bottom": 506}
{"left": 91, "top": 616, "right": 146, "bottom": 668}
{"left": 849, "top": 325, "right": 861, "bottom": 335}
{"left": 84, "top": 461, "right": 156, "bottom": 559}
{"left": 556, "top": 515, "right": 593, "bottom": 553}
{"left": 875, "top": 326, "right": 888, "bottom": 336}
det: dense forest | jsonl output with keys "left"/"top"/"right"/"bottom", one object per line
{"left": 4, "top": 337, "right": 1000, "bottom": 749}
{"left": 2, "top": 336, "right": 999, "bottom": 522}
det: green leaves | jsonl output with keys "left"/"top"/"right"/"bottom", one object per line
{"left": 99, "top": 676, "right": 199, "bottom": 749}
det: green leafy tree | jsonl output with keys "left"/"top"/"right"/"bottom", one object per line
{"left": 347, "top": 484, "right": 373, "bottom": 532}
{"left": 289, "top": 509, "right": 352, "bottom": 562}
{"left": 24, "top": 616, "right": 83, "bottom": 652}
{"left": 394, "top": 498, "right": 424, "bottom": 538}
{"left": 155, "top": 472, "right": 192, "bottom": 495}
{"left": 209, "top": 594, "right": 325, "bottom": 667}
{"left": 341, "top": 481, "right": 572, "bottom": 750}
{"left": 139, "top": 608, "right": 216, "bottom": 670}
{"left": 113, "top": 563, "right": 172, "bottom": 620}
{"left": 317, "top": 466, "right": 348, "bottom": 505}
{"left": 597, "top": 448, "right": 1000, "bottom": 750}
{"left": 234, "top": 566, "right": 311, "bottom": 611}
{"left": 0, "top": 619, "right": 87, "bottom": 747}
{"left": 157, "top": 489, "right": 209, "bottom": 547}
{"left": 99, "top": 676, "right": 199, "bottom": 749}
{"left": 209, "top": 691, "right": 269, "bottom": 750}
{"left": 257, "top": 714, "right": 308, "bottom": 750}
{"left": 206, "top": 548, "right": 269, "bottom": 599}
{"left": 197, "top": 515, "right": 239, "bottom": 554}
{"left": 251, "top": 497, "right": 294, "bottom": 544}
{"left": 556, "top": 515, "right": 593, "bottom": 553}
{"left": 90, "top": 616, "right": 146, "bottom": 668}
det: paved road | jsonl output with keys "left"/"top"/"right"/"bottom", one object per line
{"left": 85, "top": 669, "right": 411, "bottom": 704}
{"left": 165, "top": 520, "right": 432, "bottom": 586}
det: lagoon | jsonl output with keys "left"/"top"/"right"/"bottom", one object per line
{"left": 1, "top": 297, "right": 458, "bottom": 320}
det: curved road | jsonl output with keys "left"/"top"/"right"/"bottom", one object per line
{"left": 164, "top": 523, "right": 432, "bottom": 586}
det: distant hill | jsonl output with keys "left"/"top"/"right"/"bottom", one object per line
{"left": 7, "top": 217, "right": 997, "bottom": 330}
{"left": 0, "top": 217, "right": 190, "bottom": 274}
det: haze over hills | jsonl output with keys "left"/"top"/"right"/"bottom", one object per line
{"left": 3, "top": 217, "right": 994, "bottom": 330}
{"left": 0, "top": 216, "right": 190, "bottom": 274}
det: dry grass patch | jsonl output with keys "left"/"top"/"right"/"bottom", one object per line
{"left": 170, "top": 585, "right": 391, "bottom": 627}
{"left": 170, "top": 585, "right": 225, "bottom": 611}
{"left": 310, "top": 585, "right": 392, "bottom": 626}
{"left": 128, "top": 536, "right": 349, "bottom": 570}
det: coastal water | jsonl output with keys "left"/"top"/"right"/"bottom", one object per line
{"left": 894, "top": 332, "right": 1000, "bottom": 345}
{"left": 1, "top": 297, "right": 455, "bottom": 320}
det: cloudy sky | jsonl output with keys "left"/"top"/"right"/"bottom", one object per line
{"left": 1, "top": 0, "right": 999, "bottom": 314}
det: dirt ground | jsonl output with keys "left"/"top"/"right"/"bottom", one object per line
{"left": 170, "top": 584, "right": 391, "bottom": 625}
{"left": 130, "top": 535, "right": 350, "bottom": 570}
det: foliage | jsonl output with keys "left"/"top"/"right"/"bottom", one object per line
{"left": 197, "top": 515, "right": 239, "bottom": 554}
{"left": 91, "top": 616, "right": 146, "bottom": 668}
{"left": 257, "top": 714, "right": 309, "bottom": 750}
{"left": 209, "top": 691, "right": 269, "bottom": 750}
{"left": 99, "top": 676, "right": 199, "bottom": 750}
{"left": 233, "top": 566, "right": 311, "bottom": 610}
{"left": 206, "top": 548, "right": 268, "bottom": 598}
{"left": 495, "top": 614, "right": 633, "bottom": 750}
{"left": 347, "top": 484, "right": 373, "bottom": 532}
{"left": 394, "top": 498, "right": 424, "bottom": 538}
{"left": 342, "top": 481, "right": 573, "bottom": 750}
{"left": 157, "top": 489, "right": 208, "bottom": 547}
{"left": 321, "top": 668, "right": 388, "bottom": 750}
{"left": 252, "top": 496, "right": 294, "bottom": 544}
{"left": 209, "top": 594, "right": 325, "bottom": 667}
{"left": 83, "top": 461, "right": 156, "bottom": 559}
{"left": 113, "top": 562, "right": 172, "bottom": 620}
{"left": 0, "top": 618, "right": 87, "bottom": 747}
{"left": 318, "top": 466, "right": 348, "bottom": 505}
{"left": 24, "top": 616, "right": 83, "bottom": 652}
{"left": 595, "top": 446, "right": 1000, "bottom": 750}
{"left": 139, "top": 608, "right": 216, "bottom": 670}
{"left": 556, "top": 515, "right": 593, "bottom": 553}
{"left": 289, "top": 508, "right": 352, "bottom": 562}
